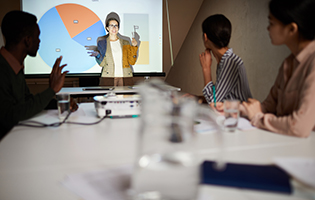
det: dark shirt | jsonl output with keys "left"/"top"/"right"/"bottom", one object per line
{"left": 0, "top": 51, "right": 55, "bottom": 140}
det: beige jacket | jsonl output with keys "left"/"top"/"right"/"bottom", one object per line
{"left": 251, "top": 41, "right": 315, "bottom": 138}
{"left": 100, "top": 37, "right": 138, "bottom": 77}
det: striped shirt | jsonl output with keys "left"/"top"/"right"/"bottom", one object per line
{"left": 203, "top": 48, "right": 252, "bottom": 103}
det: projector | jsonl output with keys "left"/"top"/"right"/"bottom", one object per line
{"left": 93, "top": 93, "right": 141, "bottom": 118}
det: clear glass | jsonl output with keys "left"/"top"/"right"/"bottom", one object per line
{"left": 223, "top": 99, "right": 240, "bottom": 132}
{"left": 56, "top": 93, "right": 70, "bottom": 121}
{"left": 132, "top": 80, "right": 199, "bottom": 200}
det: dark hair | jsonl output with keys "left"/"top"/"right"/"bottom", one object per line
{"left": 269, "top": 0, "right": 315, "bottom": 40}
{"left": 202, "top": 14, "right": 231, "bottom": 48}
{"left": 106, "top": 18, "right": 119, "bottom": 28}
{"left": 1, "top": 10, "right": 38, "bottom": 45}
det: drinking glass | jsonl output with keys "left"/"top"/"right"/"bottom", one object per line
{"left": 223, "top": 99, "right": 240, "bottom": 132}
{"left": 131, "top": 80, "right": 199, "bottom": 200}
{"left": 56, "top": 93, "right": 70, "bottom": 121}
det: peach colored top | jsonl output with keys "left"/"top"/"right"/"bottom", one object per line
{"left": 251, "top": 41, "right": 315, "bottom": 138}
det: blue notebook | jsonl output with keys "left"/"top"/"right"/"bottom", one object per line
{"left": 201, "top": 161, "right": 292, "bottom": 194}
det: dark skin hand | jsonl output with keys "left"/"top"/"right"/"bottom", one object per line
{"left": 70, "top": 97, "right": 78, "bottom": 112}
{"left": 49, "top": 56, "right": 68, "bottom": 93}
{"left": 49, "top": 56, "right": 79, "bottom": 112}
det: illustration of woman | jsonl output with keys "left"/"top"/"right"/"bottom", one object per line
{"left": 88, "top": 12, "right": 139, "bottom": 86}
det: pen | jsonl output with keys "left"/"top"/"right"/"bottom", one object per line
{"left": 109, "top": 115, "right": 140, "bottom": 119}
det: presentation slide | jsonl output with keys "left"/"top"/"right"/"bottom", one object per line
{"left": 22, "top": 0, "right": 162, "bottom": 75}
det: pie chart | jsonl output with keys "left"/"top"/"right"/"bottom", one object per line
{"left": 38, "top": 3, "right": 106, "bottom": 73}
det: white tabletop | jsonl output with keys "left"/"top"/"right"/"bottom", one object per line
{"left": 0, "top": 103, "right": 314, "bottom": 200}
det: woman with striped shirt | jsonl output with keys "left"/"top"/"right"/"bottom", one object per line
{"left": 200, "top": 14, "right": 252, "bottom": 110}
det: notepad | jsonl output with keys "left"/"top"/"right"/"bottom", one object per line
{"left": 201, "top": 161, "right": 292, "bottom": 194}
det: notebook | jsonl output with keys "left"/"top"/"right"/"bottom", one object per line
{"left": 201, "top": 161, "right": 292, "bottom": 194}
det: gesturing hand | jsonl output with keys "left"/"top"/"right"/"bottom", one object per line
{"left": 87, "top": 51, "right": 100, "bottom": 57}
{"left": 49, "top": 56, "right": 68, "bottom": 93}
{"left": 70, "top": 97, "right": 78, "bottom": 112}
{"left": 131, "top": 38, "right": 138, "bottom": 46}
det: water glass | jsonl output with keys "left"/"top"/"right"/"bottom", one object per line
{"left": 56, "top": 93, "right": 70, "bottom": 121}
{"left": 132, "top": 80, "right": 199, "bottom": 200}
{"left": 223, "top": 100, "right": 240, "bottom": 132}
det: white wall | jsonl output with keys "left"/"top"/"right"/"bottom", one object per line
{"left": 165, "top": 0, "right": 290, "bottom": 101}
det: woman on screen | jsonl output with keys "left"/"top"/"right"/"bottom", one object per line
{"left": 89, "top": 12, "right": 139, "bottom": 86}
{"left": 242, "top": 0, "right": 315, "bottom": 138}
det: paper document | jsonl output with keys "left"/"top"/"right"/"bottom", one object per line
{"left": 274, "top": 157, "right": 315, "bottom": 188}
{"left": 194, "top": 118, "right": 218, "bottom": 133}
{"left": 237, "top": 117, "right": 257, "bottom": 130}
{"left": 62, "top": 165, "right": 212, "bottom": 200}
{"left": 194, "top": 116, "right": 256, "bottom": 134}
{"left": 61, "top": 165, "right": 133, "bottom": 200}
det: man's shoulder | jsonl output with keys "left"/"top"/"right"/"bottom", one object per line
{"left": 0, "top": 54, "right": 13, "bottom": 74}
{"left": 0, "top": 53, "right": 6, "bottom": 63}
{"left": 0, "top": 55, "right": 16, "bottom": 90}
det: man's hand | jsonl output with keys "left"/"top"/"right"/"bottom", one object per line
{"left": 242, "top": 98, "right": 262, "bottom": 120}
{"left": 49, "top": 56, "right": 68, "bottom": 93}
{"left": 70, "top": 97, "right": 78, "bottom": 112}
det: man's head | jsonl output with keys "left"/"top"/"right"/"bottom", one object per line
{"left": 1, "top": 10, "right": 40, "bottom": 56}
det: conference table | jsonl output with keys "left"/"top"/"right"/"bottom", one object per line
{"left": 57, "top": 85, "right": 181, "bottom": 97}
{"left": 0, "top": 102, "right": 314, "bottom": 200}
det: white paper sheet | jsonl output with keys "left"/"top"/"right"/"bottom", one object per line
{"left": 237, "top": 117, "right": 257, "bottom": 130}
{"left": 61, "top": 165, "right": 210, "bottom": 200}
{"left": 61, "top": 165, "right": 133, "bottom": 200}
{"left": 194, "top": 116, "right": 256, "bottom": 134}
{"left": 274, "top": 157, "right": 315, "bottom": 188}
{"left": 194, "top": 118, "right": 218, "bottom": 134}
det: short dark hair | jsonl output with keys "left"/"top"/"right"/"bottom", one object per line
{"left": 1, "top": 10, "right": 37, "bottom": 45}
{"left": 202, "top": 14, "right": 232, "bottom": 48}
{"left": 269, "top": 0, "right": 315, "bottom": 40}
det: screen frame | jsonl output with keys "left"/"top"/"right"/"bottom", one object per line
{"left": 24, "top": 72, "right": 165, "bottom": 78}
{"left": 21, "top": 0, "right": 165, "bottom": 78}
